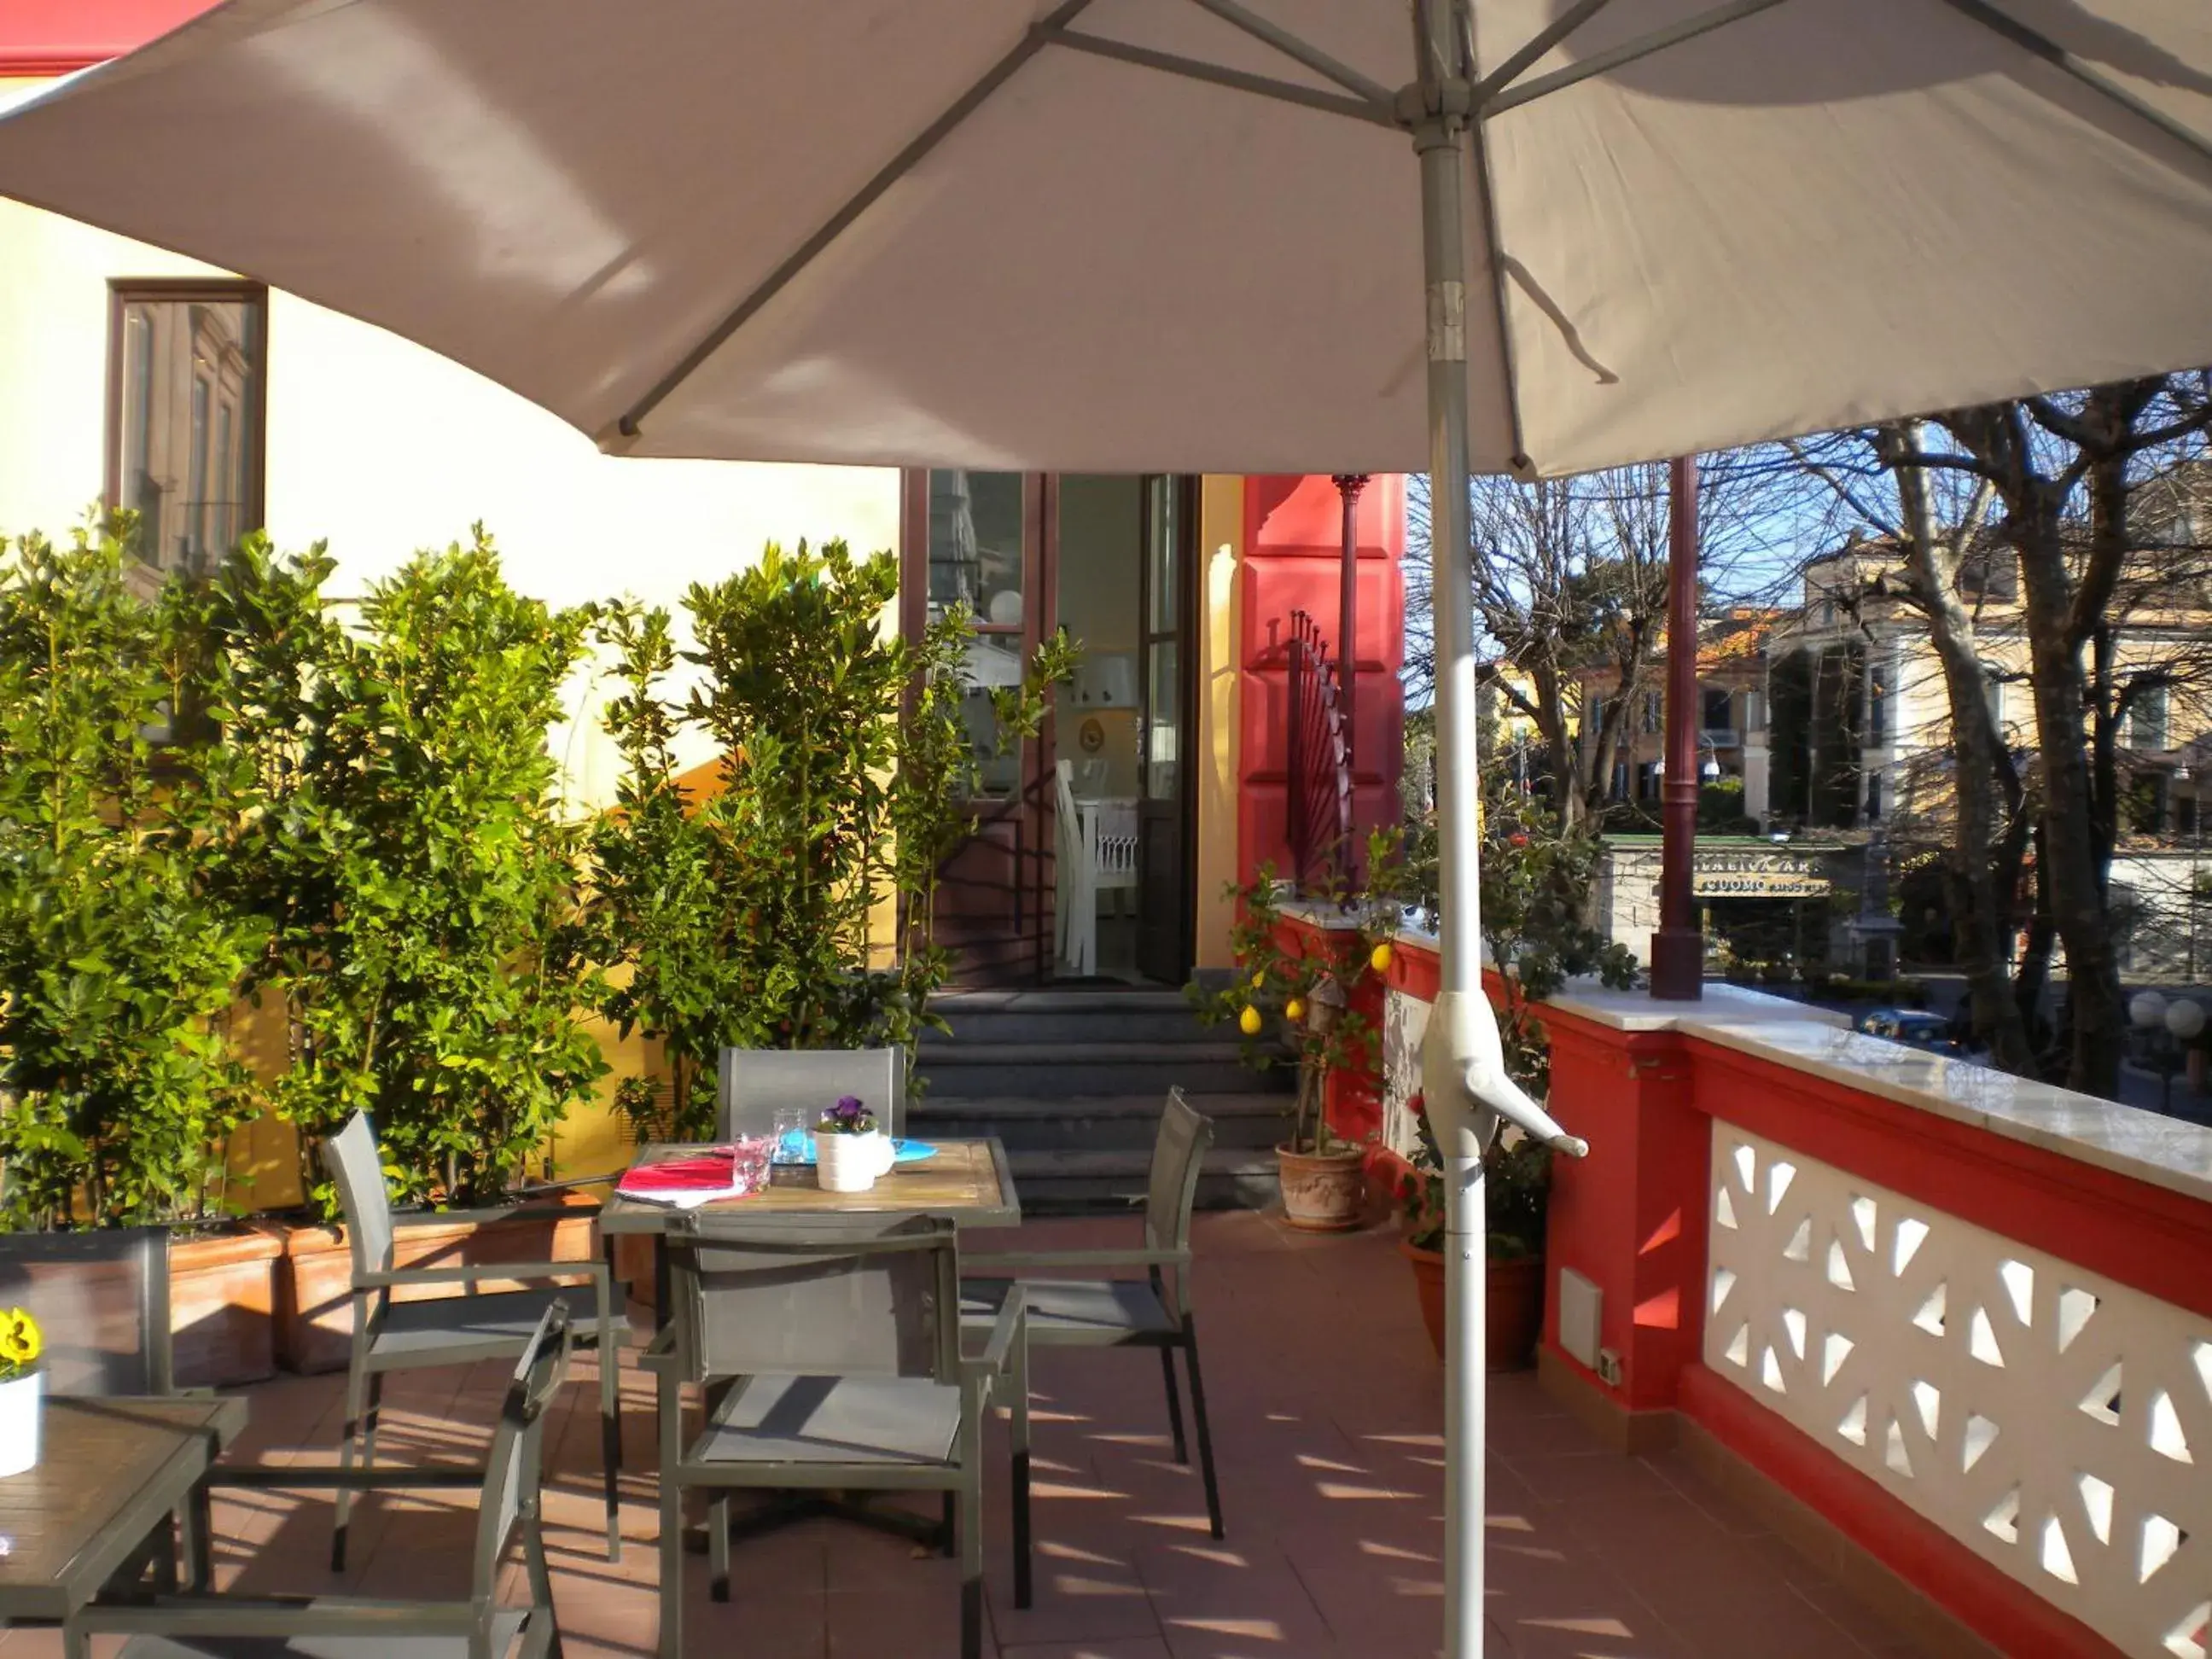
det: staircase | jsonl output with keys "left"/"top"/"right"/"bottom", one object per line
{"left": 911, "top": 988, "right": 1294, "bottom": 1214}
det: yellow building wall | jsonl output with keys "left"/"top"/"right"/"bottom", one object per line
{"left": 1193, "top": 475, "right": 1245, "bottom": 969}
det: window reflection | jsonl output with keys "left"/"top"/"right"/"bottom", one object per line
{"left": 928, "top": 470, "right": 1026, "bottom": 796}
{"left": 112, "top": 289, "right": 265, "bottom": 573}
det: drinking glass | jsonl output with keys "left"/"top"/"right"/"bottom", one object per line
{"left": 772, "top": 1106, "right": 807, "bottom": 1164}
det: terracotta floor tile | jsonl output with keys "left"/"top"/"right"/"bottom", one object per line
{"left": 14, "top": 1217, "right": 1931, "bottom": 1659}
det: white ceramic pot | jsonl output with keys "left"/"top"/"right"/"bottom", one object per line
{"left": 0, "top": 1370, "right": 44, "bottom": 1478}
{"left": 817, "top": 1128, "right": 887, "bottom": 1193}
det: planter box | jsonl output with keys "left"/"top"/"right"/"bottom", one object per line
{"left": 276, "top": 1194, "right": 602, "bottom": 1375}
{"left": 170, "top": 1225, "right": 284, "bottom": 1390}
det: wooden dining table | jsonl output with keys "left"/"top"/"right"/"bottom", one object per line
{"left": 0, "top": 1394, "right": 246, "bottom": 1625}
{"left": 599, "top": 1137, "right": 1021, "bottom": 1319}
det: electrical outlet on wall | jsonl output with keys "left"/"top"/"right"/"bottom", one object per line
{"left": 1596, "top": 1348, "right": 1625, "bottom": 1388}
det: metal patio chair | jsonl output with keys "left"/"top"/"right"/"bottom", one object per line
{"left": 67, "top": 1301, "right": 572, "bottom": 1659}
{"left": 960, "top": 1087, "right": 1224, "bottom": 1538}
{"left": 645, "top": 1212, "right": 1030, "bottom": 1659}
{"left": 716, "top": 1045, "right": 905, "bottom": 1142}
{"left": 321, "top": 1110, "right": 624, "bottom": 1569}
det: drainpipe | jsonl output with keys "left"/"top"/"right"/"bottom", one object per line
{"left": 1651, "top": 455, "right": 1704, "bottom": 1000}
{"left": 1335, "top": 473, "right": 1368, "bottom": 882}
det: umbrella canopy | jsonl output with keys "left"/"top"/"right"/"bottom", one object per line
{"left": 0, "top": 0, "right": 2207, "bottom": 479}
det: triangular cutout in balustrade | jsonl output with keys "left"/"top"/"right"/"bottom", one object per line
{"left": 2081, "top": 1362, "right": 2123, "bottom": 1428}
{"left": 1982, "top": 1487, "right": 2020, "bottom": 1544}
{"left": 1912, "top": 1282, "right": 1947, "bottom": 1337}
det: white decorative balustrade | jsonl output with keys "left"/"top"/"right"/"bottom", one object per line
{"left": 1708, "top": 1122, "right": 2212, "bottom": 1659}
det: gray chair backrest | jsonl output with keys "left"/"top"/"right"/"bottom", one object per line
{"left": 469, "top": 1300, "right": 571, "bottom": 1618}
{"left": 666, "top": 1212, "right": 957, "bottom": 1386}
{"left": 0, "top": 1229, "right": 173, "bottom": 1396}
{"left": 718, "top": 1046, "right": 906, "bottom": 1142}
{"left": 322, "top": 1111, "right": 397, "bottom": 1286}
{"left": 1143, "top": 1090, "right": 1214, "bottom": 1324}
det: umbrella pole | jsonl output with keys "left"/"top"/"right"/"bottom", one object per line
{"left": 1410, "top": 3, "right": 1486, "bottom": 1655}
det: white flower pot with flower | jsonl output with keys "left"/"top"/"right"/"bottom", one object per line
{"left": 0, "top": 1307, "right": 47, "bottom": 1478}
{"left": 815, "top": 1095, "right": 890, "bottom": 1193}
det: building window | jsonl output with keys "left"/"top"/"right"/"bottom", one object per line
{"left": 1867, "top": 663, "right": 1889, "bottom": 746}
{"left": 1701, "top": 687, "right": 1732, "bottom": 733}
{"left": 107, "top": 282, "right": 266, "bottom": 573}
{"left": 1865, "top": 772, "right": 1883, "bottom": 822}
{"left": 1641, "top": 690, "right": 1662, "bottom": 734}
{"left": 2128, "top": 684, "right": 2170, "bottom": 750}
{"left": 2179, "top": 795, "right": 2199, "bottom": 837}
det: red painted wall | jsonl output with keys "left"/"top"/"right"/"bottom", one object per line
{"left": 1237, "top": 474, "right": 1406, "bottom": 889}
{"left": 0, "top": 0, "right": 215, "bottom": 74}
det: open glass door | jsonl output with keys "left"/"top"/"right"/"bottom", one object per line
{"left": 1137, "top": 475, "right": 1197, "bottom": 985}
{"left": 903, "top": 469, "right": 1054, "bottom": 984}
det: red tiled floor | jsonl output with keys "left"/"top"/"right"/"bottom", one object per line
{"left": 0, "top": 1214, "right": 1929, "bottom": 1657}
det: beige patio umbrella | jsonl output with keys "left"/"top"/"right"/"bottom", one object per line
{"left": 3, "top": 3, "right": 2209, "bottom": 1653}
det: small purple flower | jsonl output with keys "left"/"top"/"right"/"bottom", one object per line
{"left": 818, "top": 1095, "right": 877, "bottom": 1136}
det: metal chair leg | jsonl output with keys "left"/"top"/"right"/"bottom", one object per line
{"left": 1183, "top": 1321, "right": 1225, "bottom": 1540}
{"left": 1158, "top": 1343, "right": 1189, "bottom": 1464}
{"left": 656, "top": 1370, "right": 684, "bottom": 1659}
{"left": 709, "top": 1495, "right": 731, "bottom": 1602}
{"left": 331, "top": 1359, "right": 370, "bottom": 1572}
{"left": 1011, "top": 1328, "right": 1033, "bottom": 1611}
{"left": 958, "top": 1483, "right": 985, "bottom": 1659}
{"left": 941, "top": 1490, "right": 957, "bottom": 1557}
{"left": 598, "top": 1282, "right": 623, "bottom": 1563}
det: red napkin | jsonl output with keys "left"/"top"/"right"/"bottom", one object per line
{"left": 619, "top": 1152, "right": 736, "bottom": 1196}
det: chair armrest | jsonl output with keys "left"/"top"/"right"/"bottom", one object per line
{"left": 69, "top": 1597, "right": 479, "bottom": 1639}
{"left": 961, "top": 1248, "right": 1190, "bottom": 1274}
{"left": 963, "top": 1283, "right": 1027, "bottom": 1382}
{"left": 357, "top": 1260, "right": 608, "bottom": 1290}
{"left": 638, "top": 1325, "right": 681, "bottom": 1374}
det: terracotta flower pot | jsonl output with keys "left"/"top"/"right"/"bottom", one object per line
{"left": 276, "top": 1192, "right": 601, "bottom": 1374}
{"left": 1275, "top": 1144, "right": 1366, "bottom": 1232}
{"left": 1399, "top": 1240, "right": 1545, "bottom": 1371}
{"left": 170, "top": 1225, "right": 285, "bottom": 1389}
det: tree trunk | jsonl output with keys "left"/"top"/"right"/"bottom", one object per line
{"left": 1882, "top": 429, "right": 2035, "bottom": 1074}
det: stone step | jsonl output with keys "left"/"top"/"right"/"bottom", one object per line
{"left": 915, "top": 1042, "right": 1284, "bottom": 1099}
{"left": 1004, "top": 1147, "right": 1281, "bottom": 1215}
{"left": 928, "top": 991, "right": 1226, "bottom": 1047}
{"left": 909, "top": 1092, "right": 1291, "bottom": 1153}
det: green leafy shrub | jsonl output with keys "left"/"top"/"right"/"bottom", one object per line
{"left": 208, "top": 531, "right": 606, "bottom": 1210}
{"left": 589, "top": 541, "right": 1074, "bottom": 1142}
{"left": 0, "top": 527, "right": 265, "bottom": 1225}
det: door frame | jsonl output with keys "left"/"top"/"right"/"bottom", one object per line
{"left": 1137, "top": 473, "right": 1202, "bottom": 984}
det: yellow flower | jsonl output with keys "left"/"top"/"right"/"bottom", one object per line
{"left": 0, "top": 1308, "right": 39, "bottom": 1372}
{"left": 1238, "top": 1005, "right": 1264, "bottom": 1037}
{"left": 1370, "top": 942, "right": 1394, "bottom": 974}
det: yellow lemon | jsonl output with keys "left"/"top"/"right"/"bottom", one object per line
{"left": 1370, "top": 942, "right": 1394, "bottom": 974}
{"left": 1250, "top": 970, "right": 1266, "bottom": 989}
{"left": 1284, "top": 997, "right": 1307, "bottom": 1022}
{"left": 1237, "top": 1004, "right": 1264, "bottom": 1036}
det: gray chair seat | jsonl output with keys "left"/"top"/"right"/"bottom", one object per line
{"left": 114, "top": 1607, "right": 528, "bottom": 1659}
{"left": 694, "top": 1373, "right": 963, "bottom": 1468}
{"left": 960, "top": 1278, "right": 1175, "bottom": 1342}
{"left": 370, "top": 1289, "right": 579, "bottom": 1365}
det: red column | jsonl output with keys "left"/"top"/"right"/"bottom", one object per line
{"left": 1651, "top": 455, "right": 1703, "bottom": 999}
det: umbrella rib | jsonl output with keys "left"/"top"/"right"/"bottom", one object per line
{"left": 1180, "top": 0, "right": 1395, "bottom": 105}
{"left": 1467, "top": 119, "right": 1532, "bottom": 476}
{"left": 1046, "top": 30, "right": 1395, "bottom": 127}
{"left": 1934, "top": 0, "right": 2212, "bottom": 180}
{"left": 613, "top": 0, "right": 1097, "bottom": 441}
{"left": 1481, "top": 0, "right": 1793, "bottom": 117}
{"left": 1470, "top": 0, "right": 1618, "bottom": 108}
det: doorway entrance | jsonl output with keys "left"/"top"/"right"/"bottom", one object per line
{"left": 901, "top": 470, "right": 1198, "bottom": 987}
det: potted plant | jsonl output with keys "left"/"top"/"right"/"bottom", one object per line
{"left": 1395, "top": 1100, "right": 1551, "bottom": 1368}
{"left": 0, "top": 1307, "right": 45, "bottom": 1476}
{"left": 1394, "top": 790, "right": 1637, "bottom": 1362}
{"left": 1192, "top": 838, "right": 1405, "bottom": 1231}
{"left": 814, "top": 1095, "right": 888, "bottom": 1193}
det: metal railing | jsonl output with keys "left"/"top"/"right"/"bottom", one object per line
{"left": 1285, "top": 608, "right": 1353, "bottom": 891}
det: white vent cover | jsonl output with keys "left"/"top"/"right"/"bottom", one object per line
{"left": 1557, "top": 1267, "right": 1603, "bottom": 1372}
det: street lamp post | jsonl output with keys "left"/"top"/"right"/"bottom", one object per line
{"left": 1652, "top": 455, "right": 1703, "bottom": 1000}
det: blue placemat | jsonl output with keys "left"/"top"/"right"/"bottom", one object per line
{"left": 773, "top": 1132, "right": 938, "bottom": 1167}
